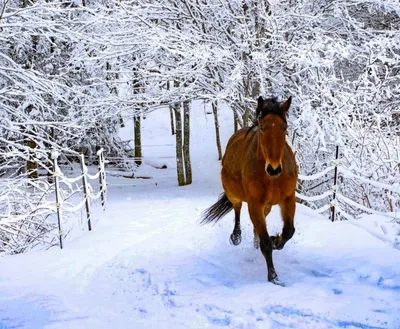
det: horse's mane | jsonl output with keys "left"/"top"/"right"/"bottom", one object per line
{"left": 246, "top": 97, "right": 287, "bottom": 137}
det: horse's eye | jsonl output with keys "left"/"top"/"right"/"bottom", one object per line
{"left": 260, "top": 127, "right": 264, "bottom": 132}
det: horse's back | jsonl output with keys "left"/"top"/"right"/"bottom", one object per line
{"left": 221, "top": 128, "right": 258, "bottom": 201}
{"left": 222, "top": 128, "right": 251, "bottom": 166}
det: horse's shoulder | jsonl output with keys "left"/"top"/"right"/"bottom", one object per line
{"left": 224, "top": 128, "right": 255, "bottom": 159}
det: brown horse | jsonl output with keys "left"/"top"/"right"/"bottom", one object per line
{"left": 201, "top": 96, "right": 298, "bottom": 284}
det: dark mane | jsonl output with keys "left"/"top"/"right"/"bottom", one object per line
{"left": 246, "top": 97, "right": 287, "bottom": 137}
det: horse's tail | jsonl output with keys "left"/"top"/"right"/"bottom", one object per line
{"left": 200, "top": 193, "right": 233, "bottom": 224}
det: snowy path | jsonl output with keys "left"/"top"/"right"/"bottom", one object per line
{"left": 1, "top": 106, "right": 400, "bottom": 328}
{"left": 1, "top": 181, "right": 400, "bottom": 329}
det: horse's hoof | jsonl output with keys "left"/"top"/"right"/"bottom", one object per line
{"left": 270, "top": 278, "right": 285, "bottom": 287}
{"left": 230, "top": 233, "right": 242, "bottom": 246}
{"left": 268, "top": 271, "right": 284, "bottom": 286}
{"left": 268, "top": 271, "right": 278, "bottom": 283}
{"left": 271, "top": 235, "right": 283, "bottom": 250}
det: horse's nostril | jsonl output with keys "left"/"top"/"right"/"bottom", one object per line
{"left": 267, "top": 164, "right": 282, "bottom": 177}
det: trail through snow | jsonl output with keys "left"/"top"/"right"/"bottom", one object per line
{"left": 1, "top": 104, "right": 399, "bottom": 329}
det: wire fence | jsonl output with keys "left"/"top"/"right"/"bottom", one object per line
{"left": 2, "top": 143, "right": 398, "bottom": 253}
{"left": 52, "top": 148, "right": 107, "bottom": 249}
{"left": 0, "top": 149, "right": 107, "bottom": 253}
{"left": 296, "top": 146, "right": 400, "bottom": 222}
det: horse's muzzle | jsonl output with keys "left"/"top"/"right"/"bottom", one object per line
{"left": 266, "top": 164, "right": 282, "bottom": 177}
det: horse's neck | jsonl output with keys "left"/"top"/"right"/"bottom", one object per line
{"left": 244, "top": 132, "right": 266, "bottom": 168}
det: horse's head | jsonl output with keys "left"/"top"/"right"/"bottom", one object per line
{"left": 256, "top": 96, "right": 292, "bottom": 178}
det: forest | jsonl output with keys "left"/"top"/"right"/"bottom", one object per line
{"left": 0, "top": 0, "right": 399, "bottom": 253}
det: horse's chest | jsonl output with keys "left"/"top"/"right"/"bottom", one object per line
{"left": 247, "top": 179, "right": 285, "bottom": 205}
{"left": 264, "top": 183, "right": 284, "bottom": 205}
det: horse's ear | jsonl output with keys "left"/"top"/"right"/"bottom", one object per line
{"left": 256, "top": 96, "right": 264, "bottom": 117}
{"left": 280, "top": 96, "right": 292, "bottom": 113}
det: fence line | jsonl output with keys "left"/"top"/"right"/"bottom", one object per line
{"left": 50, "top": 148, "right": 107, "bottom": 249}
{"left": 298, "top": 166, "right": 335, "bottom": 181}
{"left": 80, "top": 154, "right": 92, "bottom": 232}
{"left": 52, "top": 153, "right": 64, "bottom": 249}
{"left": 296, "top": 146, "right": 399, "bottom": 221}
{"left": 296, "top": 190, "right": 333, "bottom": 203}
{"left": 338, "top": 167, "right": 400, "bottom": 193}
{"left": 97, "top": 148, "right": 107, "bottom": 210}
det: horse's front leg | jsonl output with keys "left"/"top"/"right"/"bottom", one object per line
{"left": 248, "top": 203, "right": 278, "bottom": 283}
{"left": 253, "top": 205, "right": 271, "bottom": 249}
{"left": 230, "top": 201, "right": 242, "bottom": 245}
{"left": 271, "top": 194, "right": 296, "bottom": 250}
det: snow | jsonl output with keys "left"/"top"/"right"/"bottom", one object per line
{"left": 1, "top": 102, "right": 400, "bottom": 329}
{"left": 51, "top": 151, "right": 60, "bottom": 160}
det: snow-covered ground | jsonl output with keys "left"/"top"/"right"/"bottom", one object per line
{"left": 1, "top": 103, "right": 400, "bottom": 329}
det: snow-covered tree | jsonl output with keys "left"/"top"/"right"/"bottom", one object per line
{"left": 1, "top": 0, "right": 399, "bottom": 252}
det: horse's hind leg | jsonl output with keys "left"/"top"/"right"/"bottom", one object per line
{"left": 230, "top": 201, "right": 242, "bottom": 246}
{"left": 272, "top": 194, "right": 296, "bottom": 250}
{"left": 253, "top": 205, "right": 271, "bottom": 249}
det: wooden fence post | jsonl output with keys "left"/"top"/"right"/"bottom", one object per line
{"left": 330, "top": 145, "right": 340, "bottom": 222}
{"left": 52, "top": 153, "right": 63, "bottom": 249}
{"left": 101, "top": 151, "right": 107, "bottom": 204}
{"left": 97, "top": 148, "right": 106, "bottom": 210}
{"left": 80, "top": 154, "right": 92, "bottom": 231}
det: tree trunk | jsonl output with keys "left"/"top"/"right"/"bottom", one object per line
{"left": 46, "top": 127, "right": 54, "bottom": 182}
{"left": 183, "top": 100, "right": 192, "bottom": 185}
{"left": 212, "top": 102, "right": 222, "bottom": 160}
{"left": 174, "top": 100, "right": 185, "bottom": 186}
{"left": 241, "top": 1, "right": 250, "bottom": 129}
{"left": 106, "top": 61, "right": 124, "bottom": 127}
{"left": 234, "top": 109, "right": 239, "bottom": 133}
{"left": 242, "top": 107, "right": 250, "bottom": 128}
{"left": 170, "top": 107, "right": 175, "bottom": 135}
{"left": 24, "top": 16, "right": 39, "bottom": 179}
{"left": 241, "top": 1, "right": 263, "bottom": 126}
{"left": 132, "top": 62, "right": 142, "bottom": 166}
{"left": 168, "top": 81, "right": 175, "bottom": 135}
{"left": 27, "top": 138, "right": 38, "bottom": 179}
{"left": 134, "top": 114, "right": 142, "bottom": 166}
{"left": 24, "top": 100, "right": 38, "bottom": 180}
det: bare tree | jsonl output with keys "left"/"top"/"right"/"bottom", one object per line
{"left": 168, "top": 81, "right": 175, "bottom": 135}
{"left": 183, "top": 100, "right": 192, "bottom": 185}
{"left": 174, "top": 98, "right": 185, "bottom": 186}
{"left": 212, "top": 102, "right": 222, "bottom": 160}
{"left": 134, "top": 114, "right": 142, "bottom": 166}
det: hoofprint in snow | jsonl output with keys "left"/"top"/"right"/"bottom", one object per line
{"left": 1, "top": 103, "right": 400, "bottom": 329}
